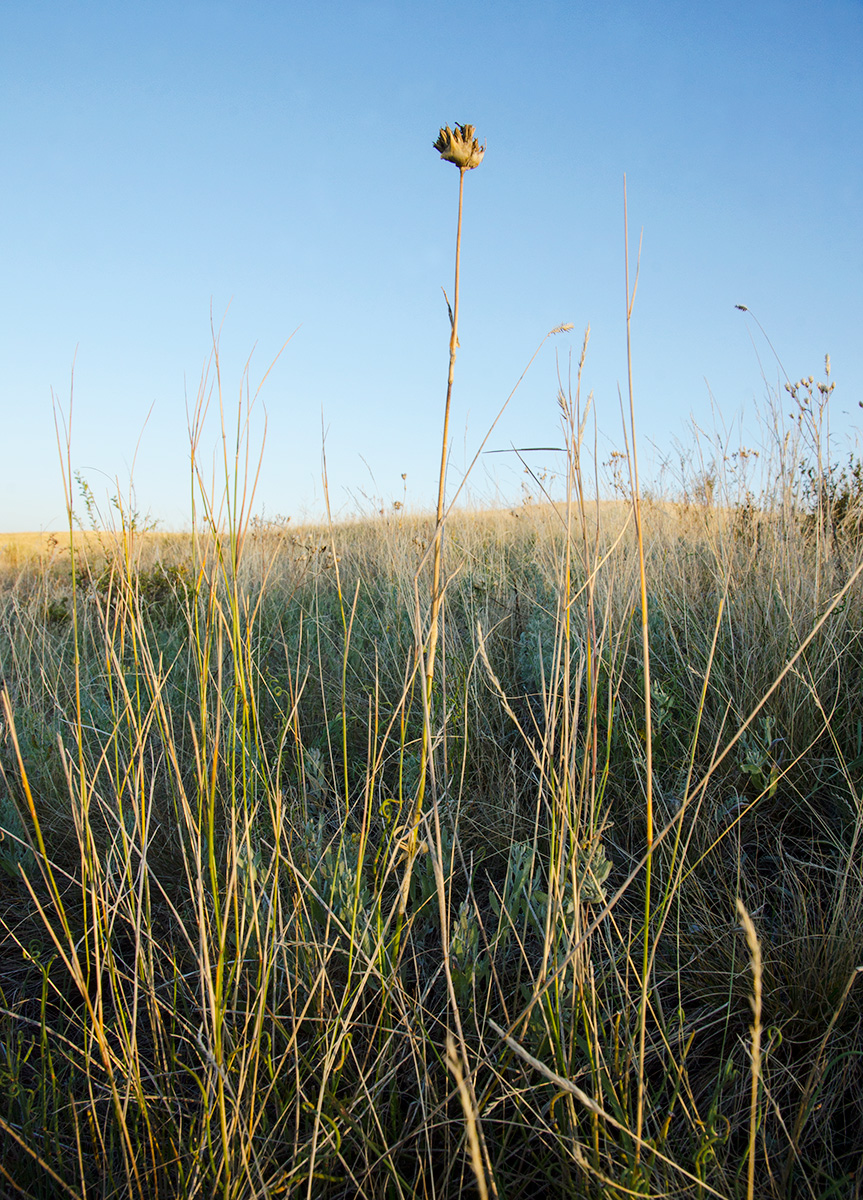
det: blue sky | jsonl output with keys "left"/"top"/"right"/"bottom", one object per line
{"left": 1, "top": 0, "right": 861, "bottom": 531}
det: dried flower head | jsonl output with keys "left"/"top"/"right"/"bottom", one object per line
{"left": 433, "top": 123, "right": 485, "bottom": 170}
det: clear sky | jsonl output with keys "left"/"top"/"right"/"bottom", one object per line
{"left": 1, "top": 0, "right": 861, "bottom": 531}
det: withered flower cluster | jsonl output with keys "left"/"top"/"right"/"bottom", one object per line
{"left": 433, "top": 123, "right": 485, "bottom": 170}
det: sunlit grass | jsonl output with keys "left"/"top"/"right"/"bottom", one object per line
{"left": 1, "top": 347, "right": 862, "bottom": 1198}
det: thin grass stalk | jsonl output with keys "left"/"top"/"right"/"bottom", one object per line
{"left": 678, "top": 557, "right": 863, "bottom": 883}
{"left": 645, "top": 590, "right": 728, "bottom": 984}
{"left": 736, "top": 900, "right": 763, "bottom": 1200}
{"left": 622, "top": 177, "right": 654, "bottom": 1163}
{"left": 184, "top": 379, "right": 244, "bottom": 1193}
{"left": 562, "top": 333, "right": 611, "bottom": 1163}
{"left": 446, "top": 1033, "right": 490, "bottom": 1200}
{"left": 569, "top": 331, "right": 600, "bottom": 832}
{"left": 0, "top": 1114, "right": 83, "bottom": 1200}
{"left": 783, "top": 965, "right": 862, "bottom": 1191}
{"left": 321, "top": 431, "right": 357, "bottom": 829}
{"left": 51, "top": 392, "right": 146, "bottom": 1198}
{"left": 414, "top": 166, "right": 464, "bottom": 841}
{"left": 489, "top": 1019, "right": 729, "bottom": 1199}
{"left": 426, "top": 161, "right": 465, "bottom": 697}
{"left": 426, "top": 799, "right": 498, "bottom": 1197}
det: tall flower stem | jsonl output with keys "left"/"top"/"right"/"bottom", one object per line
{"left": 395, "top": 125, "right": 483, "bottom": 951}
{"left": 426, "top": 163, "right": 465, "bottom": 705}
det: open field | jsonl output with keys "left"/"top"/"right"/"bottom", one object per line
{"left": 2, "top": 394, "right": 863, "bottom": 1198}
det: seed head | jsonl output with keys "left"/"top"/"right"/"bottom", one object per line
{"left": 433, "top": 123, "right": 485, "bottom": 170}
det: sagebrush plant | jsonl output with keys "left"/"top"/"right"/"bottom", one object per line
{"left": 1, "top": 148, "right": 863, "bottom": 1200}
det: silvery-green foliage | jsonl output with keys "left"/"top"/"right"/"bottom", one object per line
{"left": 639, "top": 592, "right": 669, "bottom": 648}
{"left": 321, "top": 841, "right": 373, "bottom": 956}
{"left": 469, "top": 568, "right": 491, "bottom": 595}
{"left": 738, "top": 714, "right": 781, "bottom": 795}
{"left": 651, "top": 679, "right": 677, "bottom": 737}
{"left": 450, "top": 898, "right": 490, "bottom": 1004}
{"left": 236, "top": 840, "right": 263, "bottom": 902}
{"left": 488, "top": 839, "right": 535, "bottom": 952}
{"left": 303, "top": 746, "right": 329, "bottom": 800}
{"left": 516, "top": 599, "right": 558, "bottom": 696}
{"left": 296, "top": 817, "right": 374, "bottom": 955}
{"left": 515, "top": 578, "right": 589, "bottom": 715}
{"left": 493, "top": 836, "right": 613, "bottom": 952}
{"left": 575, "top": 840, "right": 612, "bottom": 904}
